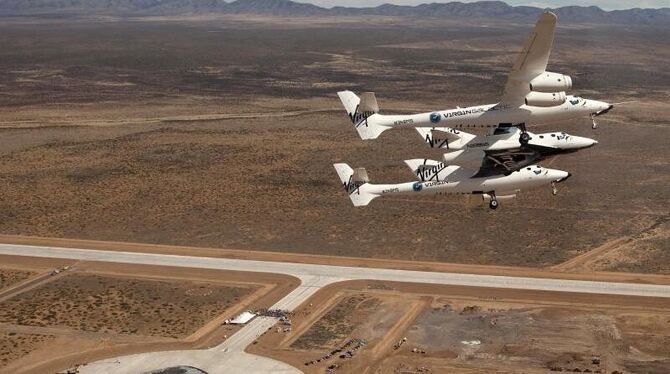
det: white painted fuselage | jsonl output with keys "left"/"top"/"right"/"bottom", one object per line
{"left": 369, "top": 96, "right": 610, "bottom": 131}
{"left": 361, "top": 165, "right": 567, "bottom": 200}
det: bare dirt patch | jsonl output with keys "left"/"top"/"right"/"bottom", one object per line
{"left": 385, "top": 302, "right": 670, "bottom": 374}
{"left": 251, "top": 287, "right": 416, "bottom": 374}
{"left": 291, "top": 294, "right": 381, "bottom": 350}
{"left": 251, "top": 280, "right": 670, "bottom": 374}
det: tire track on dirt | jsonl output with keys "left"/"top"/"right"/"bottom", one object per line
{"left": 363, "top": 297, "right": 431, "bottom": 374}
{"left": 551, "top": 215, "right": 670, "bottom": 272}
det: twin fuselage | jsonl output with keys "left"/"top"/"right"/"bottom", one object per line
{"left": 366, "top": 95, "right": 611, "bottom": 132}
{"left": 337, "top": 93, "right": 605, "bottom": 208}
{"left": 363, "top": 165, "right": 569, "bottom": 199}
{"left": 336, "top": 10, "right": 611, "bottom": 208}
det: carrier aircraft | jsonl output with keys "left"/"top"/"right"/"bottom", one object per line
{"left": 337, "top": 11, "right": 613, "bottom": 144}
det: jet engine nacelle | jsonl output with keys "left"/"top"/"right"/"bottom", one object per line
{"left": 529, "top": 72, "right": 573, "bottom": 92}
{"left": 525, "top": 91, "right": 566, "bottom": 107}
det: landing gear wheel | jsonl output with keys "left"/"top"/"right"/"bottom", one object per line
{"left": 489, "top": 199, "right": 499, "bottom": 210}
{"left": 515, "top": 122, "right": 531, "bottom": 145}
{"left": 552, "top": 181, "right": 558, "bottom": 196}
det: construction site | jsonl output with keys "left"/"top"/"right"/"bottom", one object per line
{"left": 0, "top": 238, "right": 668, "bottom": 373}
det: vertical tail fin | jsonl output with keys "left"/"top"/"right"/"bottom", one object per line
{"left": 337, "top": 90, "right": 389, "bottom": 140}
{"left": 415, "top": 127, "right": 476, "bottom": 149}
{"left": 333, "top": 163, "right": 379, "bottom": 207}
{"left": 404, "top": 159, "right": 462, "bottom": 182}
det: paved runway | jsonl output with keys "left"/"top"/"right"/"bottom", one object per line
{"left": 2, "top": 243, "right": 669, "bottom": 298}
{"left": 1, "top": 243, "right": 669, "bottom": 373}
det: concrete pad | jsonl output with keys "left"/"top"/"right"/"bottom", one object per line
{"left": 78, "top": 350, "right": 302, "bottom": 374}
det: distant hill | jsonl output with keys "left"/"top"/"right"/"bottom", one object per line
{"left": 225, "top": 0, "right": 326, "bottom": 15}
{"left": 0, "top": 0, "right": 668, "bottom": 24}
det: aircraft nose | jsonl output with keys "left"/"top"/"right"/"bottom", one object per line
{"left": 556, "top": 171, "right": 571, "bottom": 183}
{"left": 594, "top": 101, "right": 613, "bottom": 115}
{"left": 569, "top": 136, "right": 598, "bottom": 149}
{"left": 582, "top": 137, "right": 599, "bottom": 148}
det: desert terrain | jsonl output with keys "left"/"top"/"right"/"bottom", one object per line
{"left": 249, "top": 280, "right": 670, "bottom": 374}
{"left": 0, "top": 254, "right": 297, "bottom": 372}
{"left": 0, "top": 14, "right": 667, "bottom": 270}
{"left": 0, "top": 9, "right": 668, "bottom": 373}
{"left": 2, "top": 238, "right": 670, "bottom": 373}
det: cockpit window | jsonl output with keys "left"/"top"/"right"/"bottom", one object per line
{"left": 569, "top": 97, "right": 580, "bottom": 105}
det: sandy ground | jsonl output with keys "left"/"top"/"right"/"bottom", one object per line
{"left": 0, "top": 269, "right": 35, "bottom": 291}
{"left": 0, "top": 256, "right": 297, "bottom": 373}
{"left": 1, "top": 236, "right": 669, "bottom": 372}
{"left": 0, "top": 14, "right": 667, "bottom": 373}
{"left": 0, "top": 16, "right": 667, "bottom": 270}
{"left": 249, "top": 279, "right": 670, "bottom": 374}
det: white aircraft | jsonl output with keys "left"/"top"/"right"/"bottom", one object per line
{"left": 416, "top": 126, "right": 597, "bottom": 174}
{"left": 334, "top": 162, "right": 570, "bottom": 210}
{"left": 338, "top": 11, "right": 613, "bottom": 143}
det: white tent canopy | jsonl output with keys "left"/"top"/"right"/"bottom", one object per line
{"left": 226, "top": 311, "right": 256, "bottom": 325}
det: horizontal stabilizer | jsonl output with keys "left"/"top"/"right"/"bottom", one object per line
{"left": 355, "top": 117, "right": 391, "bottom": 140}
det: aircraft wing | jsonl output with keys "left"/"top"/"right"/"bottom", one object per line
{"left": 500, "top": 11, "right": 557, "bottom": 105}
{"left": 472, "top": 149, "right": 542, "bottom": 178}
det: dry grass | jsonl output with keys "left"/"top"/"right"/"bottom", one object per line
{"left": 0, "top": 269, "right": 35, "bottom": 290}
{"left": 0, "top": 332, "right": 54, "bottom": 368}
{"left": 0, "top": 16, "right": 667, "bottom": 269}
{"left": 0, "top": 274, "right": 255, "bottom": 338}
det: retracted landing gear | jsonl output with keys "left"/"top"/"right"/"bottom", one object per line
{"left": 489, "top": 192, "right": 499, "bottom": 210}
{"left": 517, "top": 123, "right": 531, "bottom": 145}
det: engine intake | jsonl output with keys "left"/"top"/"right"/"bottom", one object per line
{"left": 525, "top": 91, "right": 566, "bottom": 107}
{"left": 529, "top": 72, "right": 573, "bottom": 92}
